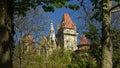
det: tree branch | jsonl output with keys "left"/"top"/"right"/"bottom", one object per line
{"left": 82, "top": 4, "right": 93, "bottom": 24}
{"left": 109, "top": 4, "right": 120, "bottom": 12}
{"left": 80, "top": 0, "right": 83, "bottom": 6}
{"left": 111, "top": 9, "right": 120, "bottom": 13}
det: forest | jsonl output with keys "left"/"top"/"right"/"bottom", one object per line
{"left": 0, "top": 0, "right": 120, "bottom": 68}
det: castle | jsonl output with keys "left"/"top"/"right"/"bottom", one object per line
{"left": 23, "top": 13, "right": 89, "bottom": 56}
{"left": 40, "top": 13, "right": 90, "bottom": 54}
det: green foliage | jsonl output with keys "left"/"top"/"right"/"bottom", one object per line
{"left": 68, "top": 4, "right": 80, "bottom": 10}
{"left": 13, "top": 47, "right": 72, "bottom": 68}
{"left": 14, "top": 0, "right": 80, "bottom": 15}
{"left": 111, "top": 28, "right": 120, "bottom": 68}
{"left": 83, "top": 22, "right": 120, "bottom": 68}
{"left": 69, "top": 51, "right": 97, "bottom": 68}
{"left": 48, "top": 49, "right": 72, "bottom": 68}
{"left": 83, "top": 23, "right": 101, "bottom": 67}
{"left": 114, "top": 0, "right": 120, "bottom": 4}
{"left": 68, "top": 58, "right": 87, "bottom": 68}
{"left": 83, "top": 23, "right": 100, "bottom": 42}
{"left": 15, "top": 0, "right": 68, "bottom": 15}
{"left": 68, "top": 22, "right": 100, "bottom": 68}
{"left": 25, "top": 55, "right": 45, "bottom": 68}
{"left": 42, "top": 5, "right": 54, "bottom": 12}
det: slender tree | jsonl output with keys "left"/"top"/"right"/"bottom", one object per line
{"left": 79, "top": 0, "right": 120, "bottom": 68}
{"left": 101, "top": 1, "right": 112, "bottom": 68}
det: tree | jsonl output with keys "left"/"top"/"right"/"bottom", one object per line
{"left": 111, "top": 10, "right": 120, "bottom": 68}
{"left": 13, "top": 38, "right": 36, "bottom": 68}
{"left": 111, "top": 29, "right": 120, "bottom": 68}
{"left": 77, "top": 0, "right": 120, "bottom": 68}
{"left": 83, "top": 23, "right": 101, "bottom": 67}
{"left": 14, "top": 6, "right": 48, "bottom": 43}
{"left": 69, "top": 49, "right": 97, "bottom": 68}
{"left": 0, "top": 0, "right": 15, "bottom": 67}
{"left": 88, "top": 0, "right": 120, "bottom": 68}
{"left": 100, "top": 1, "right": 112, "bottom": 68}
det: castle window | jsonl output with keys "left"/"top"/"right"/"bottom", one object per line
{"left": 41, "top": 47, "right": 46, "bottom": 56}
{"left": 66, "top": 40, "right": 69, "bottom": 43}
{"left": 66, "top": 30, "right": 70, "bottom": 33}
{"left": 72, "top": 47, "right": 74, "bottom": 50}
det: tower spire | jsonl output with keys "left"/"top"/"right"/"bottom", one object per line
{"left": 49, "top": 20, "right": 56, "bottom": 41}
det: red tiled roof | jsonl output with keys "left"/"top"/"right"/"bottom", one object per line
{"left": 25, "top": 32, "right": 35, "bottom": 42}
{"left": 58, "top": 13, "right": 75, "bottom": 29}
{"left": 79, "top": 35, "right": 89, "bottom": 45}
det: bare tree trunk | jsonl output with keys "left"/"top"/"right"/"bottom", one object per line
{"left": 0, "top": 0, "right": 14, "bottom": 68}
{"left": 101, "top": 0, "right": 112, "bottom": 68}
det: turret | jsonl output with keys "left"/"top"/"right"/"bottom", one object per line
{"left": 49, "top": 20, "right": 56, "bottom": 42}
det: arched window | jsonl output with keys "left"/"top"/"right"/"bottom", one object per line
{"left": 41, "top": 46, "right": 46, "bottom": 56}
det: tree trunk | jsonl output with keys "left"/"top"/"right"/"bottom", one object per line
{"left": 101, "top": 0, "right": 112, "bottom": 68}
{"left": 0, "top": 0, "right": 14, "bottom": 68}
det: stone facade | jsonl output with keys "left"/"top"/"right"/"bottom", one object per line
{"left": 56, "top": 13, "right": 78, "bottom": 51}
{"left": 37, "top": 36, "right": 51, "bottom": 56}
{"left": 37, "top": 21, "right": 57, "bottom": 56}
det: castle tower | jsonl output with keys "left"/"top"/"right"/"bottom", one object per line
{"left": 49, "top": 21, "right": 56, "bottom": 50}
{"left": 56, "top": 13, "right": 78, "bottom": 51}
{"left": 77, "top": 35, "right": 90, "bottom": 50}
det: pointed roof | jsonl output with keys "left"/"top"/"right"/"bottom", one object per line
{"left": 79, "top": 35, "right": 89, "bottom": 45}
{"left": 50, "top": 21, "right": 54, "bottom": 31}
{"left": 58, "top": 13, "right": 75, "bottom": 29}
{"left": 25, "top": 32, "right": 35, "bottom": 42}
{"left": 49, "top": 21, "right": 56, "bottom": 41}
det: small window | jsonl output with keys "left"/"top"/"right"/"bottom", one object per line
{"left": 66, "top": 40, "right": 69, "bottom": 43}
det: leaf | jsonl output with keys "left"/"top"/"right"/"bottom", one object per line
{"left": 42, "top": 5, "right": 54, "bottom": 12}
{"left": 68, "top": 4, "right": 80, "bottom": 10}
